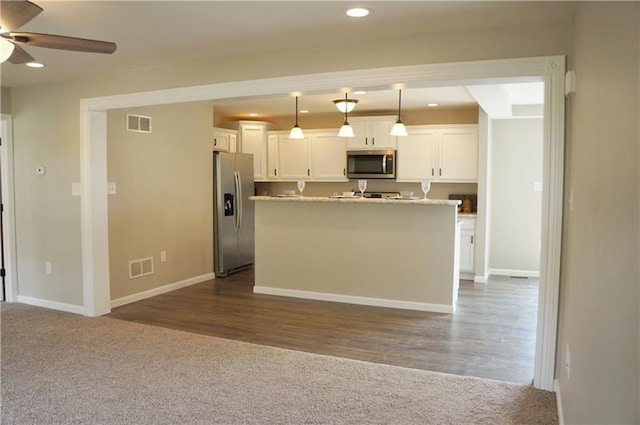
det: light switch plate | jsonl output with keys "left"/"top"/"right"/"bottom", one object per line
{"left": 108, "top": 182, "right": 117, "bottom": 195}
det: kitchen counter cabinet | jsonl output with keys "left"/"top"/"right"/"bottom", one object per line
{"left": 251, "top": 196, "right": 461, "bottom": 313}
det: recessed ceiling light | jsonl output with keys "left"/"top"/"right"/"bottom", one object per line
{"left": 248, "top": 113, "right": 258, "bottom": 117}
{"left": 26, "top": 62, "right": 45, "bottom": 68}
{"left": 346, "top": 8, "right": 371, "bottom": 18}
{"left": 427, "top": 103, "right": 439, "bottom": 107}
{"left": 353, "top": 90, "right": 367, "bottom": 95}
{"left": 299, "top": 109, "right": 309, "bottom": 114}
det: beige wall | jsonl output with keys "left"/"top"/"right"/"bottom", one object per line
{"left": 1, "top": 87, "right": 11, "bottom": 114}
{"left": 558, "top": 2, "right": 639, "bottom": 424}
{"left": 107, "top": 103, "right": 214, "bottom": 301}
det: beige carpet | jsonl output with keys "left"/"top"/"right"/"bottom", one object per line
{"left": 1, "top": 303, "right": 557, "bottom": 424}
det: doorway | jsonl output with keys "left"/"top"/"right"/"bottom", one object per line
{"left": 0, "top": 113, "right": 17, "bottom": 303}
{"left": 79, "top": 56, "right": 566, "bottom": 391}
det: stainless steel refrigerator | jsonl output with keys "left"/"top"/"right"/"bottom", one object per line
{"left": 213, "top": 151, "right": 255, "bottom": 277}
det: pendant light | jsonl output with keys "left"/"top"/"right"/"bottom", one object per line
{"left": 390, "top": 89, "right": 408, "bottom": 137}
{"left": 337, "top": 93, "right": 355, "bottom": 138}
{"left": 289, "top": 96, "right": 304, "bottom": 139}
{"left": 333, "top": 96, "right": 358, "bottom": 113}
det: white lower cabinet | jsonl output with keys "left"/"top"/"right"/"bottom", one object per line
{"left": 459, "top": 218, "right": 476, "bottom": 274}
{"left": 396, "top": 125, "right": 478, "bottom": 183}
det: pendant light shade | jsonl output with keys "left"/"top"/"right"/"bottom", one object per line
{"left": 289, "top": 96, "right": 305, "bottom": 139}
{"left": 337, "top": 93, "right": 354, "bottom": 138}
{"left": 390, "top": 89, "right": 408, "bottom": 137}
{"left": 333, "top": 97, "right": 358, "bottom": 113}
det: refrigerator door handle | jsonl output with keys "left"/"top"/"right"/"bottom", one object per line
{"left": 236, "top": 170, "right": 243, "bottom": 230}
{"left": 233, "top": 171, "right": 241, "bottom": 231}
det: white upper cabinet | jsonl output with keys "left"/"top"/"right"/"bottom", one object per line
{"left": 347, "top": 116, "right": 397, "bottom": 150}
{"left": 396, "top": 129, "right": 438, "bottom": 181}
{"left": 278, "top": 135, "right": 312, "bottom": 180}
{"left": 212, "top": 127, "right": 237, "bottom": 152}
{"left": 438, "top": 128, "right": 478, "bottom": 182}
{"left": 311, "top": 133, "right": 348, "bottom": 181}
{"left": 239, "top": 122, "right": 268, "bottom": 181}
{"left": 266, "top": 130, "right": 347, "bottom": 182}
{"left": 396, "top": 125, "right": 478, "bottom": 183}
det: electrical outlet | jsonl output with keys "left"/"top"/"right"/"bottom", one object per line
{"left": 45, "top": 261, "right": 52, "bottom": 275}
{"left": 107, "top": 182, "right": 117, "bottom": 195}
{"left": 565, "top": 344, "right": 571, "bottom": 380}
{"left": 160, "top": 251, "right": 167, "bottom": 262}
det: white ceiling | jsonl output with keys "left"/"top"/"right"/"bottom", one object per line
{"left": 0, "top": 1, "right": 571, "bottom": 116}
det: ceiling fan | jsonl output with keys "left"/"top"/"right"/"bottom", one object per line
{"left": 0, "top": 0, "right": 116, "bottom": 64}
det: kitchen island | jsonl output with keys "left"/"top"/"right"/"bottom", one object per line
{"left": 250, "top": 196, "right": 462, "bottom": 313}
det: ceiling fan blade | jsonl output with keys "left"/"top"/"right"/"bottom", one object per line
{"left": 9, "top": 32, "right": 117, "bottom": 54}
{"left": 0, "top": 0, "right": 42, "bottom": 31}
{"left": 6, "top": 42, "right": 34, "bottom": 64}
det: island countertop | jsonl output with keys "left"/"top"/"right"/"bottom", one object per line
{"left": 249, "top": 195, "right": 461, "bottom": 206}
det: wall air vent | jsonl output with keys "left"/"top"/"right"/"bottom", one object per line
{"left": 126, "top": 114, "right": 152, "bottom": 133}
{"left": 129, "top": 257, "right": 154, "bottom": 279}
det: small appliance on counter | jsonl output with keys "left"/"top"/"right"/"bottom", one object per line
{"left": 448, "top": 194, "right": 477, "bottom": 213}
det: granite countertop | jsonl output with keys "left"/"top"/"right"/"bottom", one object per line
{"left": 249, "top": 196, "right": 461, "bottom": 206}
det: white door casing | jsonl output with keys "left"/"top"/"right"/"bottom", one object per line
{"left": 79, "top": 56, "right": 565, "bottom": 391}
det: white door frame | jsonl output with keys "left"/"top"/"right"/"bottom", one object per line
{"left": 0, "top": 113, "right": 18, "bottom": 302}
{"left": 79, "top": 56, "right": 565, "bottom": 391}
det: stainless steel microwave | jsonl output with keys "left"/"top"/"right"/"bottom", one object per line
{"left": 346, "top": 150, "right": 396, "bottom": 179}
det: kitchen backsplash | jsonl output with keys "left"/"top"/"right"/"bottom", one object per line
{"left": 255, "top": 181, "right": 477, "bottom": 201}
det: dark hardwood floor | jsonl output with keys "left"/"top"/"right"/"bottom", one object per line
{"left": 109, "top": 269, "right": 538, "bottom": 384}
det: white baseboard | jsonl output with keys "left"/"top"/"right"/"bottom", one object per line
{"left": 489, "top": 268, "right": 540, "bottom": 278}
{"left": 554, "top": 379, "right": 565, "bottom": 425}
{"left": 473, "top": 274, "right": 488, "bottom": 283}
{"left": 17, "top": 295, "right": 85, "bottom": 315}
{"left": 460, "top": 272, "right": 475, "bottom": 281}
{"left": 253, "top": 286, "right": 454, "bottom": 314}
{"left": 111, "top": 273, "right": 215, "bottom": 309}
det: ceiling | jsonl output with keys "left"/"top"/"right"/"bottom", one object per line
{"left": 0, "top": 1, "right": 572, "bottom": 117}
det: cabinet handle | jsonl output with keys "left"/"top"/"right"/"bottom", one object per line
{"left": 439, "top": 168, "right": 442, "bottom": 176}
{"left": 307, "top": 168, "right": 310, "bottom": 176}
{"left": 471, "top": 236, "right": 474, "bottom": 244}
{"left": 365, "top": 137, "right": 368, "bottom": 146}
{"left": 372, "top": 137, "right": 375, "bottom": 146}
{"left": 274, "top": 169, "right": 277, "bottom": 176}
{"left": 213, "top": 138, "right": 217, "bottom": 146}
{"left": 343, "top": 168, "right": 346, "bottom": 176}
{"left": 431, "top": 168, "right": 435, "bottom": 176}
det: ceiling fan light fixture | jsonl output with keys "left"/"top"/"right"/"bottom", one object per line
{"left": 289, "top": 96, "right": 305, "bottom": 139}
{"left": 333, "top": 98, "right": 358, "bottom": 113}
{"left": 0, "top": 38, "right": 15, "bottom": 63}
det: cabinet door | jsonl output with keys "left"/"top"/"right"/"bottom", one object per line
{"left": 240, "top": 124, "right": 267, "bottom": 180}
{"left": 278, "top": 136, "right": 311, "bottom": 180}
{"left": 228, "top": 134, "right": 237, "bottom": 153}
{"left": 438, "top": 129, "right": 478, "bottom": 182}
{"left": 312, "top": 134, "right": 348, "bottom": 181}
{"left": 370, "top": 119, "right": 396, "bottom": 149}
{"left": 459, "top": 231, "right": 475, "bottom": 272}
{"left": 267, "top": 135, "right": 279, "bottom": 180}
{"left": 212, "top": 134, "right": 229, "bottom": 151}
{"left": 347, "top": 121, "right": 369, "bottom": 149}
{"left": 396, "top": 131, "right": 437, "bottom": 181}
